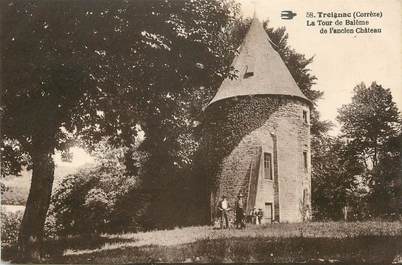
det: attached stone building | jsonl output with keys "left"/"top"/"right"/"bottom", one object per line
{"left": 203, "top": 17, "right": 312, "bottom": 224}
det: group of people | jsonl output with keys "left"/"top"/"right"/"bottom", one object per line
{"left": 216, "top": 193, "right": 264, "bottom": 229}
{"left": 249, "top": 207, "right": 264, "bottom": 225}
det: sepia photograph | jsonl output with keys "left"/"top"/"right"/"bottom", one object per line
{"left": 1, "top": 0, "right": 401, "bottom": 263}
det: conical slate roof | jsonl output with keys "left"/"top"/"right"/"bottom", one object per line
{"left": 206, "top": 17, "right": 310, "bottom": 108}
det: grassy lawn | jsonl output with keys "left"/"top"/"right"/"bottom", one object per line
{"left": 2, "top": 221, "right": 402, "bottom": 263}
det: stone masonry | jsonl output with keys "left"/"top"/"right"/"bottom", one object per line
{"left": 209, "top": 97, "right": 311, "bottom": 223}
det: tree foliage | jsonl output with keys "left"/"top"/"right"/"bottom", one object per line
{"left": 131, "top": 4, "right": 249, "bottom": 229}
{"left": 312, "top": 82, "right": 401, "bottom": 220}
{"left": 50, "top": 141, "right": 146, "bottom": 235}
{"left": 337, "top": 82, "right": 400, "bottom": 167}
{"left": 311, "top": 136, "right": 365, "bottom": 220}
{"left": 1, "top": 0, "right": 245, "bottom": 260}
{"left": 337, "top": 82, "right": 401, "bottom": 218}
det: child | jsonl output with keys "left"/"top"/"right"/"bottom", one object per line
{"left": 257, "top": 208, "right": 263, "bottom": 225}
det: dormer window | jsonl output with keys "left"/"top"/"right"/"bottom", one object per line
{"left": 244, "top": 55, "right": 255, "bottom": 79}
{"left": 244, "top": 71, "right": 254, "bottom": 78}
{"left": 244, "top": 65, "right": 254, "bottom": 78}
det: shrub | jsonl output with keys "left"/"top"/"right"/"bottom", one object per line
{"left": 1, "top": 208, "right": 23, "bottom": 246}
{"left": 50, "top": 158, "right": 145, "bottom": 236}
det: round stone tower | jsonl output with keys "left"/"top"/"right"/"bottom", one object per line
{"left": 203, "top": 17, "right": 312, "bottom": 224}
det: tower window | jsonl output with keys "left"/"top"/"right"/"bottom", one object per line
{"left": 302, "top": 110, "right": 308, "bottom": 123}
{"left": 303, "top": 151, "right": 308, "bottom": 172}
{"left": 264, "top": 152, "right": 272, "bottom": 180}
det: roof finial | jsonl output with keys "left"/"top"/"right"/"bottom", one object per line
{"left": 251, "top": 0, "right": 257, "bottom": 19}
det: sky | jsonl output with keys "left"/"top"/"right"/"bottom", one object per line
{"left": 53, "top": 146, "right": 95, "bottom": 168}
{"left": 239, "top": 0, "right": 402, "bottom": 135}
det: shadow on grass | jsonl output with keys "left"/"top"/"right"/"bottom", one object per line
{"left": 47, "top": 235, "right": 402, "bottom": 264}
{"left": 1, "top": 235, "right": 135, "bottom": 263}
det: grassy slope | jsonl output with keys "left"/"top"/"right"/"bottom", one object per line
{"left": 56, "top": 236, "right": 401, "bottom": 263}
{"left": 31, "top": 222, "right": 402, "bottom": 263}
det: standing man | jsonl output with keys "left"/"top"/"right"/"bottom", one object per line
{"left": 217, "top": 195, "right": 229, "bottom": 229}
{"left": 235, "top": 193, "right": 246, "bottom": 229}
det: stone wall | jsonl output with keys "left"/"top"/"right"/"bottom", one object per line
{"left": 204, "top": 96, "right": 311, "bottom": 223}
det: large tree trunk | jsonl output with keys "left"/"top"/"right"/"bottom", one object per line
{"left": 17, "top": 137, "right": 55, "bottom": 263}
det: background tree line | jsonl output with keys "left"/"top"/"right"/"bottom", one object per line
{"left": 1, "top": 0, "right": 400, "bottom": 262}
{"left": 312, "top": 82, "right": 401, "bottom": 220}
